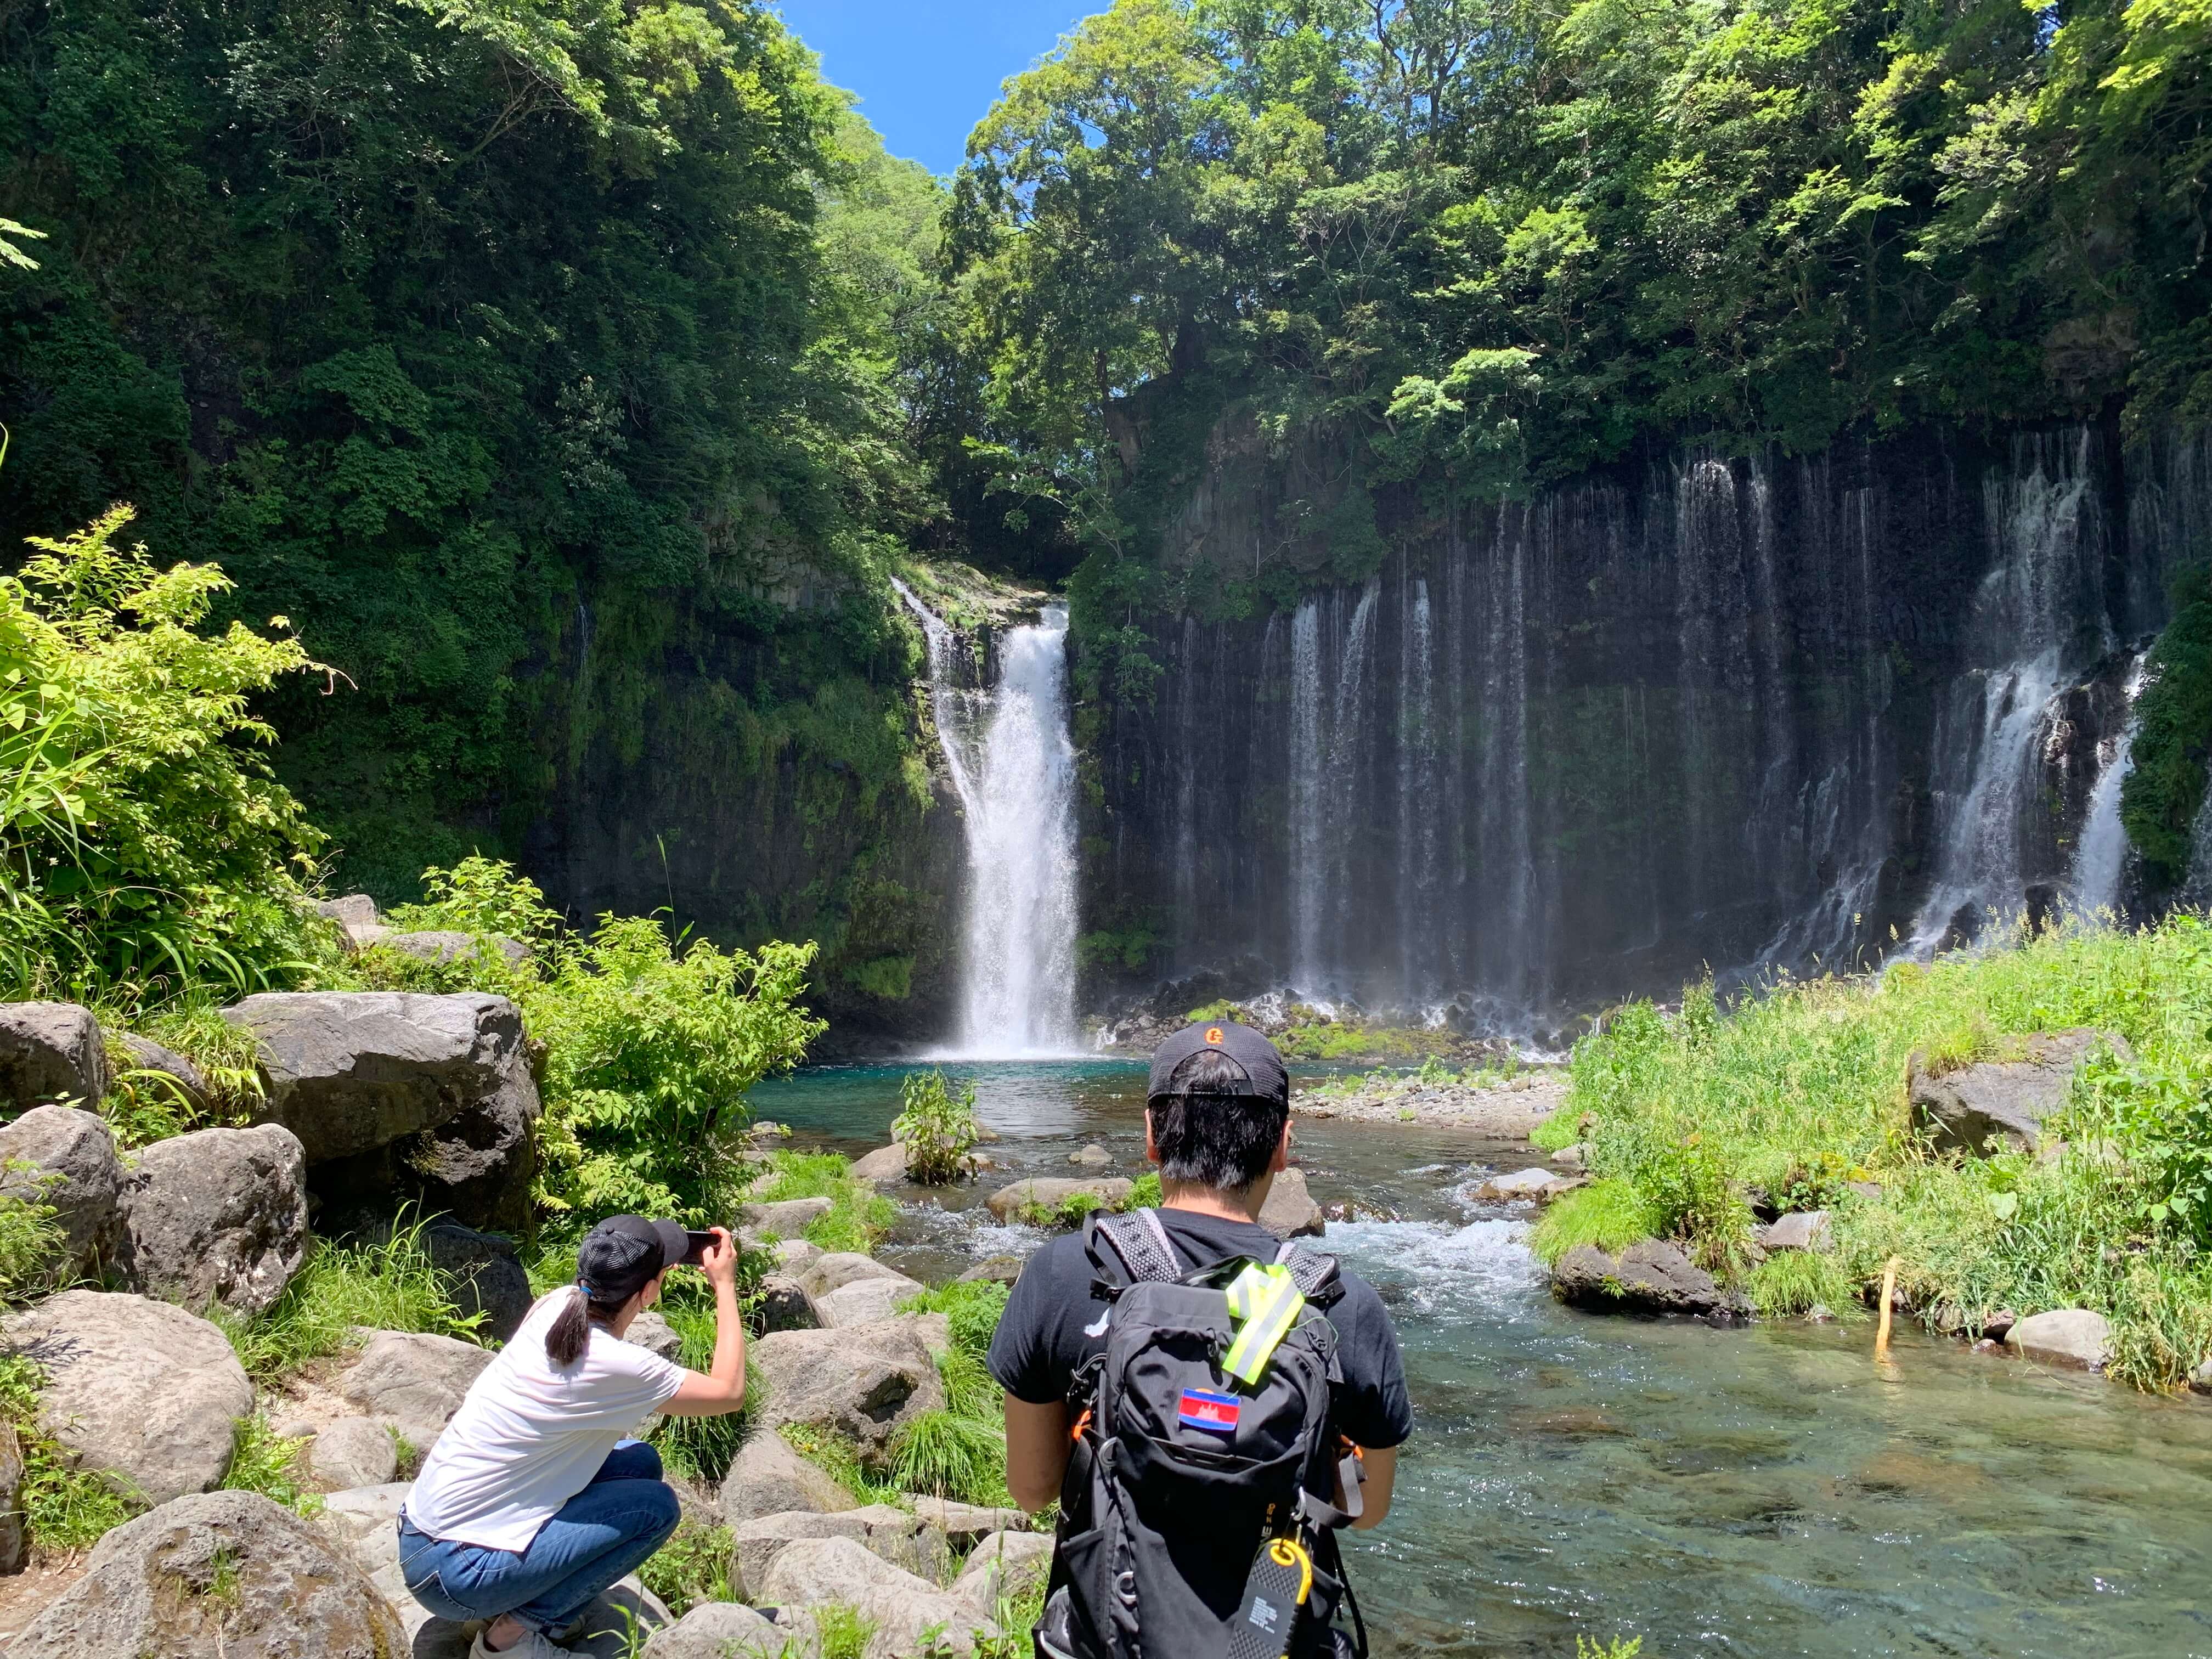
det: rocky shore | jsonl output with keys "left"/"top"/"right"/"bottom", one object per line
{"left": 1293, "top": 1070, "right": 1567, "bottom": 1135}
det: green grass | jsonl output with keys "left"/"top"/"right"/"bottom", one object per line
{"left": 218, "top": 1212, "right": 483, "bottom": 1381}
{"left": 890, "top": 1407, "right": 1009, "bottom": 1506}
{"left": 898, "top": 1279, "right": 1009, "bottom": 1361}
{"left": 1746, "top": 1250, "right": 1865, "bottom": 1320}
{"left": 635, "top": 1519, "right": 736, "bottom": 1615}
{"left": 812, "top": 1603, "right": 876, "bottom": 1659}
{"left": 0, "top": 1166, "right": 62, "bottom": 1301}
{"left": 1564, "top": 915, "right": 2212, "bottom": 1388}
{"left": 219, "top": 1415, "right": 321, "bottom": 1516}
{"left": 1527, "top": 1180, "right": 1657, "bottom": 1267}
{"left": 749, "top": 1151, "right": 894, "bottom": 1254}
{"left": 645, "top": 1295, "right": 761, "bottom": 1483}
{"left": 777, "top": 1423, "right": 904, "bottom": 1507}
{"left": 0, "top": 1352, "right": 143, "bottom": 1554}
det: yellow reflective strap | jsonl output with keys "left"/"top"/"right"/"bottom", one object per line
{"left": 1222, "top": 1262, "right": 1305, "bottom": 1385}
{"left": 1267, "top": 1537, "right": 1314, "bottom": 1606}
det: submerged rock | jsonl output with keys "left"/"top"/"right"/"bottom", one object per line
{"left": 1550, "top": 1240, "right": 1743, "bottom": 1319}
{"left": 1909, "top": 1029, "right": 2124, "bottom": 1156}
{"left": 1476, "top": 1165, "right": 1580, "bottom": 1203}
{"left": 956, "top": 1254, "right": 1026, "bottom": 1285}
{"left": 985, "top": 1176, "right": 1133, "bottom": 1222}
{"left": 2004, "top": 1307, "right": 2113, "bottom": 1370}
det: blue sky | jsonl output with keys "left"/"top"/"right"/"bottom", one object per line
{"left": 782, "top": 1, "right": 1098, "bottom": 176}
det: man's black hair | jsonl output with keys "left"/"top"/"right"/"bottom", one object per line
{"left": 1147, "top": 1047, "right": 1288, "bottom": 1192}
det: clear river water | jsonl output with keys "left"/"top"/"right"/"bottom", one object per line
{"left": 743, "top": 1060, "right": 2212, "bottom": 1659}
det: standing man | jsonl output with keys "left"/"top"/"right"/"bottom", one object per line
{"left": 989, "top": 1020, "right": 1412, "bottom": 1659}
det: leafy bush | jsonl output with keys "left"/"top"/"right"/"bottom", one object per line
{"left": 222, "top": 1214, "right": 482, "bottom": 1380}
{"left": 0, "top": 507, "right": 325, "bottom": 1005}
{"left": 387, "top": 856, "right": 561, "bottom": 946}
{"left": 1125, "top": 1171, "right": 1162, "bottom": 1209}
{"left": 892, "top": 1069, "right": 980, "bottom": 1184}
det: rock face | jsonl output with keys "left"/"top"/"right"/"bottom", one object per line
{"left": 1758, "top": 1209, "right": 1833, "bottom": 1253}
{"left": 1551, "top": 1240, "right": 1741, "bottom": 1319}
{"left": 643, "top": 1602, "right": 784, "bottom": 1659}
{"left": 741, "top": 1195, "right": 833, "bottom": 1237}
{"left": 749, "top": 1315, "right": 949, "bottom": 1470}
{"left": 337, "top": 1329, "right": 494, "bottom": 1454}
{"left": 416, "top": 1219, "right": 535, "bottom": 1342}
{"left": 18, "top": 1489, "right": 407, "bottom": 1658}
{"left": 816, "top": 1273, "right": 924, "bottom": 1329}
{"left": 306, "top": 1417, "right": 399, "bottom": 1490}
{"left": 761, "top": 1536, "right": 994, "bottom": 1659}
{"left": 2005, "top": 1307, "right": 2114, "bottom": 1370}
{"left": 0, "top": 1104, "right": 127, "bottom": 1283}
{"left": 0, "top": 1001, "right": 108, "bottom": 1112}
{"left": 720, "top": 1431, "right": 860, "bottom": 1524}
{"left": 122, "top": 1124, "right": 311, "bottom": 1314}
{"left": 226, "top": 990, "right": 541, "bottom": 1230}
{"left": 1909, "top": 1029, "right": 2120, "bottom": 1156}
{"left": 985, "top": 1176, "right": 1134, "bottom": 1222}
{"left": 1, "top": 1291, "right": 250, "bottom": 1503}
{"left": 1259, "top": 1167, "right": 1324, "bottom": 1237}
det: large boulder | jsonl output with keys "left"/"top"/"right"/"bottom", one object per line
{"left": 733, "top": 1507, "right": 873, "bottom": 1594}
{"left": 625, "top": 1309, "right": 686, "bottom": 1363}
{"left": 381, "top": 929, "right": 532, "bottom": 967}
{"left": 761, "top": 1536, "right": 996, "bottom": 1659}
{"left": 799, "top": 1252, "right": 912, "bottom": 1300}
{"left": 1910, "top": 1029, "right": 2121, "bottom": 1156}
{"left": 1550, "top": 1240, "right": 1742, "bottom": 1319}
{"left": 816, "top": 1273, "right": 924, "bottom": 1329}
{"left": 954, "top": 1530, "right": 1056, "bottom": 1616}
{"left": 741, "top": 1195, "right": 833, "bottom": 1237}
{"left": 116, "top": 1035, "right": 210, "bottom": 1115}
{"left": 2005, "top": 1307, "right": 2114, "bottom": 1370}
{"left": 0, "top": 1104, "right": 127, "bottom": 1283}
{"left": 416, "top": 1218, "right": 535, "bottom": 1342}
{"left": 758, "top": 1273, "right": 824, "bottom": 1333}
{"left": 0, "top": 1291, "right": 250, "bottom": 1503}
{"left": 305, "top": 1417, "right": 399, "bottom": 1490}
{"left": 314, "top": 895, "right": 388, "bottom": 953}
{"left": 643, "top": 1602, "right": 783, "bottom": 1659}
{"left": 1259, "top": 1167, "right": 1324, "bottom": 1238}
{"left": 122, "top": 1124, "right": 310, "bottom": 1314}
{"left": 748, "top": 1315, "right": 949, "bottom": 1469}
{"left": 0, "top": 1001, "right": 107, "bottom": 1113}
{"left": 849, "top": 1143, "right": 910, "bottom": 1187}
{"left": 720, "top": 1431, "right": 859, "bottom": 1524}
{"left": 985, "top": 1177, "right": 1133, "bottom": 1223}
{"left": 337, "top": 1329, "right": 494, "bottom": 1455}
{"left": 17, "top": 1489, "right": 406, "bottom": 1658}
{"left": 912, "top": 1496, "right": 1029, "bottom": 1550}
{"left": 1758, "top": 1210, "right": 1834, "bottom": 1253}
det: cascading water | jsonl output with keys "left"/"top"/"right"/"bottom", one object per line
{"left": 2069, "top": 655, "right": 2148, "bottom": 916}
{"left": 893, "top": 582, "right": 1081, "bottom": 1056}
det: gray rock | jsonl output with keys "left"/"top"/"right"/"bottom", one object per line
{"left": 627, "top": 1309, "right": 686, "bottom": 1363}
{"left": 312, "top": 1482, "right": 420, "bottom": 1634}
{"left": 17, "top": 1489, "right": 406, "bottom": 1658}
{"left": 416, "top": 1218, "right": 534, "bottom": 1341}
{"left": 1476, "top": 1165, "right": 1576, "bottom": 1201}
{"left": 954, "top": 1530, "right": 1055, "bottom": 1616}
{"left": 759, "top": 1273, "right": 824, "bottom": 1333}
{"left": 955, "top": 1255, "right": 1026, "bottom": 1286}
{"left": 643, "top": 1601, "right": 783, "bottom": 1659}
{"left": 1259, "top": 1167, "right": 1324, "bottom": 1238}
{"left": 2190, "top": 1356, "right": 2212, "bottom": 1395}
{"left": 0, "top": 1421, "right": 22, "bottom": 1574}
{"left": 1550, "top": 1240, "right": 1740, "bottom": 1319}
{"left": 222, "top": 990, "right": 534, "bottom": 1164}
{"left": 985, "top": 1177, "right": 1133, "bottom": 1223}
{"left": 1068, "top": 1143, "right": 1111, "bottom": 1167}
{"left": 816, "top": 1274, "right": 924, "bottom": 1329}
{"left": 1550, "top": 1143, "right": 1588, "bottom": 1170}
{"left": 122, "top": 1124, "right": 309, "bottom": 1314}
{"left": 913, "top": 1496, "right": 1029, "bottom": 1548}
{"left": 733, "top": 1506, "right": 872, "bottom": 1594}
{"left": 381, "top": 929, "right": 532, "bottom": 967}
{"left": 314, "top": 894, "right": 380, "bottom": 932}
{"left": 800, "top": 1251, "right": 912, "bottom": 1300}
{"left": 761, "top": 1536, "right": 994, "bottom": 1659}
{"left": 0, "top": 1104, "right": 127, "bottom": 1284}
{"left": 1, "top": 1290, "right": 250, "bottom": 1503}
{"left": 1758, "top": 1210, "right": 1833, "bottom": 1254}
{"left": 116, "top": 1035, "right": 210, "bottom": 1114}
{"left": 846, "top": 1501, "right": 956, "bottom": 1578}
{"left": 337, "top": 1328, "right": 494, "bottom": 1454}
{"left": 306, "top": 1417, "right": 398, "bottom": 1490}
{"left": 749, "top": 1314, "right": 950, "bottom": 1470}
{"left": 1910, "top": 1029, "right": 2123, "bottom": 1156}
{"left": 741, "top": 1195, "right": 833, "bottom": 1237}
{"left": 849, "top": 1143, "right": 910, "bottom": 1186}
{"left": 774, "top": 1238, "right": 825, "bottom": 1276}
{"left": 720, "top": 1431, "right": 859, "bottom": 1524}
{"left": 2004, "top": 1307, "right": 2114, "bottom": 1370}
{"left": 0, "top": 1001, "right": 108, "bottom": 1112}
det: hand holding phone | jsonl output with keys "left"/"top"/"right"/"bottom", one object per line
{"left": 686, "top": 1225, "right": 738, "bottom": 1288}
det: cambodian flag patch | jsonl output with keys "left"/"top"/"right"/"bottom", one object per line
{"left": 1179, "top": 1388, "right": 1242, "bottom": 1435}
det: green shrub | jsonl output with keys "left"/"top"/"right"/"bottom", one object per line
{"left": 892, "top": 1069, "right": 980, "bottom": 1184}
{"left": 387, "top": 856, "right": 562, "bottom": 945}
{"left": 222, "top": 1212, "right": 482, "bottom": 1380}
{"left": 636, "top": 1519, "right": 737, "bottom": 1615}
{"left": 813, "top": 1604, "right": 877, "bottom": 1659}
{"left": 1125, "top": 1171, "right": 1162, "bottom": 1209}
{"left": 1746, "top": 1250, "right": 1864, "bottom": 1319}
{"left": 0, "top": 1352, "right": 142, "bottom": 1553}
{"left": 220, "top": 1416, "right": 321, "bottom": 1516}
{"left": 1527, "top": 1180, "right": 1655, "bottom": 1267}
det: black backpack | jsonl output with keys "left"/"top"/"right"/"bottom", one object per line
{"left": 1034, "top": 1209, "right": 1370, "bottom": 1659}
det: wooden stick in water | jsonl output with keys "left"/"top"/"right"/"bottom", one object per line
{"left": 1874, "top": 1255, "right": 1900, "bottom": 1359}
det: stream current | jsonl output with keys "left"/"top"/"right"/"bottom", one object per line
{"left": 744, "top": 1061, "right": 2212, "bottom": 1658}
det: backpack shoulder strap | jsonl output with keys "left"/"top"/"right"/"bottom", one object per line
{"left": 1274, "top": 1239, "right": 1345, "bottom": 1306}
{"left": 1085, "top": 1207, "right": 1183, "bottom": 1289}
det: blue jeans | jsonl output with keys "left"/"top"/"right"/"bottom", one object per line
{"left": 397, "top": 1440, "right": 681, "bottom": 1633}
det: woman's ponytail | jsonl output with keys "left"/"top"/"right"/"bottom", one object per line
{"left": 546, "top": 1286, "right": 592, "bottom": 1365}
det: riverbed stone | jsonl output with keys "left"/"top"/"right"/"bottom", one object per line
{"left": 643, "top": 1602, "right": 783, "bottom": 1659}
{"left": 0, "top": 1001, "right": 107, "bottom": 1113}
{"left": 337, "top": 1329, "right": 494, "bottom": 1454}
{"left": 1, "top": 1290, "right": 250, "bottom": 1503}
{"left": 0, "top": 1423, "right": 24, "bottom": 1573}
{"left": 1260, "top": 1167, "right": 1324, "bottom": 1237}
{"left": 2004, "top": 1307, "right": 2113, "bottom": 1370}
{"left": 1477, "top": 1165, "right": 1577, "bottom": 1202}
{"left": 17, "top": 1489, "right": 406, "bottom": 1658}
{"left": 1068, "top": 1142, "right": 1112, "bottom": 1167}
{"left": 1758, "top": 1209, "right": 1833, "bottom": 1253}
{"left": 956, "top": 1254, "right": 1026, "bottom": 1285}
{"left": 306, "top": 1417, "right": 399, "bottom": 1490}
{"left": 123, "top": 1124, "right": 310, "bottom": 1314}
{"left": 799, "top": 1251, "right": 911, "bottom": 1299}
{"left": 759, "top": 1273, "right": 824, "bottom": 1332}
{"left": 985, "top": 1176, "right": 1134, "bottom": 1222}
{"left": 720, "top": 1431, "right": 859, "bottom": 1523}
{"left": 761, "top": 1536, "right": 994, "bottom": 1659}
{"left": 749, "top": 1314, "right": 949, "bottom": 1469}
{"left": 816, "top": 1272, "right": 924, "bottom": 1328}
{"left": 741, "top": 1195, "right": 834, "bottom": 1238}
{"left": 850, "top": 1143, "right": 910, "bottom": 1186}
{"left": 955, "top": 1530, "right": 1055, "bottom": 1616}
{"left": 1550, "top": 1240, "right": 1740, "bottom": 1319}
{"left": 774, "top": 1237, "right": 825, "bottom": 1276}
{"left": 2190, "top": 1356, "right": 2212, "bottom": 1395}
{"left": 1909, "top": 1029, "right": 2122, "bottom": 1156}
{"left": 0, "top": 1104, "right": 127, "bottom": 1284}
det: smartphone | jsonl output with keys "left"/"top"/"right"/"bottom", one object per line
{"left": 680, "top": 1229, "right": 720, "bottom": 1267}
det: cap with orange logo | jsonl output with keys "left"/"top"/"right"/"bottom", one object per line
{"left": 1144, "top": 1019, "right": 1289, "bottom": 1108}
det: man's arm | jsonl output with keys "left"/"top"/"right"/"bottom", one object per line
{"left": 1003, "top": 1392, "right": 1072, "bottom": 1513}
{"left": 1341, "top": 1444, "right": 1396, "bottom": 1530}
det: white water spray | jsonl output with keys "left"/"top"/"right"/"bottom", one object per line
{"left": 2070, "top": 656, "right": 2148, "bottom": 916}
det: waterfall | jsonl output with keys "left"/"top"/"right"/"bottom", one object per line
{"left": 1397, "top": 573, "right": 1439, "bottom": 1003}
{"left": 2070, "top": 656, "right": 2147, "bottom": 916}
{"left": 894, "top": 582, "right": 1080, "bottom": 1056}
{"left": 1288, "top": 599, "right": 1324, "bottom": 989}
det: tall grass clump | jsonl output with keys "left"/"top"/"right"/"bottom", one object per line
{"left": 749, "top": 1150, "right": 893, "bottom": 1253}
{"left": 222, "top": 1213, "right": 481, "bottom": 1380}
{"left": 1528, "top": 1180, "right": 1657, "bottom": 1267}
{"left": 1562, "top": 915, "right": 2212, "bottom": 1387}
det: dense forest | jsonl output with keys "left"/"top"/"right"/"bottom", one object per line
{"left": 2, "top": 0, "right": 2208, "bottom": 1016}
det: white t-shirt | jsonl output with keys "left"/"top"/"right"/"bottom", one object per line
{"left": 403, "top": 1292, "right": 687, "bottom": 1551}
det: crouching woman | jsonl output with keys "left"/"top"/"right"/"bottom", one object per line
{"left": 397, "top": 1216, "right": 746, "bottom": 1658}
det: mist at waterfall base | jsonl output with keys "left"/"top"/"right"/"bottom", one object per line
{"left": 1103, "top": 426, "right": 2211, "bottom": 1037}
{"left": 743, "top": 1062, "right": 2212, "bottom": 1658}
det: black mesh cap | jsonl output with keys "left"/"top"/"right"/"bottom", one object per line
{"left": 1146, "top": 1020, "right": 1289, "bottom": 1109}
{"left": 576, "top": 1214, "right": 685, "bottom": 1303}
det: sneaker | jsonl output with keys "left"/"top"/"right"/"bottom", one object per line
{"left": 468, "top": 1628, "right": 574, "bottom": 1659}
